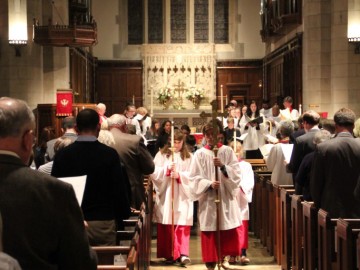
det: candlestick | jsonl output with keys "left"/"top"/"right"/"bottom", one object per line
{"left": 220, "top": 85, "right": 224, "bottom": 113}
{"left": 150, "top": 88, "right": 154, "bottom": 117}
{"left": 132, "top": 95, "right": 135, "bottom": 105}
{"left": 299, "top": 104, "right": 302, "bottom": 115}
{"left": 171, "top": 121, "right": 174, "bottom": 148}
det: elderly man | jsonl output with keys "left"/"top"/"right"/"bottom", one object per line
{"left": 0, "top": 97, "right": 96, "bottom": 269}
{"left": 108, "top": 114, "right": 155, "bottom": 209}
{"left": 311, "top": 108, "right": 360, "bottom": 218}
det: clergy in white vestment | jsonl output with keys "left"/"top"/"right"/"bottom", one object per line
{"left": 239, "top": 100, "right": 267, "bottom": 159}
{"left": 150, "top": 131, "right": 193, "bottom": 266}
{"left": 265, "top": 121, "right": 294, "bottom": 185}
{"left": 188, "top": 123, "right": 242, "bottom": 270}
{"left": 124, "top": 103, "right": 141, "bottom": 135}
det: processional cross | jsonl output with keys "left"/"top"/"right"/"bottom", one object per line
{"left": 173, "top": 79, "right": 185, "bottom": 110}
{"left": 199, "top": 100, "right": 227, "bottom": 270}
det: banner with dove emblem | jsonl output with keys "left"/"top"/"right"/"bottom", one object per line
{"left": 56, "top": 90, "right": 73, "bottom": 116}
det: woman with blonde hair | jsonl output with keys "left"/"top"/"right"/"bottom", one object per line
{"left": 151, "top": 131, "right": 193, "bottom": 266}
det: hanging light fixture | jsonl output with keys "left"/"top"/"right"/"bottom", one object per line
{"left": 8, "top": 0, "right": 28, "bottom": 57}
{"left": 348, "top": 0, "right": 360, "bottom": 54}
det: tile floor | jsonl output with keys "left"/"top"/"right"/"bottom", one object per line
{"left": 150, "top": 230, "right": 281, "bottom": 270}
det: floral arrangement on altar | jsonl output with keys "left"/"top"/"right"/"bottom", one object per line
{"left": 157, "top": 86, "right": 173, "bottom": 102}
{"left": 185, "top": 86, "right": 205, "bottom": 100}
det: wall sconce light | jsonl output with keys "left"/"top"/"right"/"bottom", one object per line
{"left": 347, "top": 0, "right": 360, "bottom": 54}
{"left": 258, "top": 80, "right": 263, "bottom": 88}
{"left": 8, "top": 0, "right": 28, "bottom": 57}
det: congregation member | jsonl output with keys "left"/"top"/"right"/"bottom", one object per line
{"left": 52, "top": 108, "right": 131, "bottom": 246}
{"left": 46, "top": 116, "right": 77, "bottom": 161}
{"left": 151, "top": 131, "right": 193, "bottom": 266}
{"left": 310, "top": 108, "right": 360, "bottom": 218}
{"left": 108, "top": 114, "right": 155, "bottom": 210}
{"left": 188, "top": 122, "right": 242, "bottom": 270}
{"left": 38, "top": 136, "right": 74, "bottom": 175}
{"left": 33, "top": 126, "right": 56, "bottom": 168}
{"left": 289, "top": 114, "right": 305, "bottom": 144}
{"left": 265, "top": 121, "right": 294, "bottom": 185}
{"left": 354, "top": 117, "right": 360, "bottom": 137}
{"left": 295, "top": 129, "right": 331, "bottom": 201}
{"left": 96, "top": 103, "right": 107, "bottom": 124}
{"left": 239, "top": 100, "right": 266, "bottom": 158}
{"left": 0, "top": 97, "right": 96, "bottom": 269}
{"left": 155, "top": 120, "right": 172, "bottom": 151}
{"left": 286, "top": 110, "right": 320, "bottom": 183}
{"left": 124, "top": 103, "right": 141, "bottom": 135}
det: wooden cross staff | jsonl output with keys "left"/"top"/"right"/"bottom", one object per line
{"left": 200, "top": 100, "right": 227, "bottom": 270}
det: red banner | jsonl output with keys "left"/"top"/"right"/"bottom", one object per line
{"left": 56, "top": 91, "right": 73, "bottom": 116}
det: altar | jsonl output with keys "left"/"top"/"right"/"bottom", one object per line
{"left": 153, "top": 109, "right": 210, "bottom": 133}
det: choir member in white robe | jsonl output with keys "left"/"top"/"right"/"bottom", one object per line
{"left": 240, "top": 100, "right": 267, "bottom": 159}
{"left": 124, "top": 104, "right": 141, "bottom": 135}
{"left": 265, "top": 121, "right": 294, "bottom": 185}
{"left": 280, "top": 96, "right": 299, "bottom": 121}
{"left": 188, "top": 123, "right": 242, "bottom": 270}
{"left": 151, "top": 131, "right": 193, "bottom": 265}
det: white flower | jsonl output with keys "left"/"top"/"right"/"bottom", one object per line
{"left": 157, "top": 86, "right": 172, "bottom": 101}
{"left": 185, "top": 86, "right": 204, "bottom": 100}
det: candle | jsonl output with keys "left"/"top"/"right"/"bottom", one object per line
{"left": 150, "top": 88, "right": 154, "bottom": 117}
{"left": 171, "top": 121, "right": 174, "bottom": 148}
{"left": 299, "top": 104, "right": 302, "bottom": 115}
{"left": 132, "top": 95, "right": 135, "bottom": 105}
{"left": 220, "top": 85, "right": 224, "bottom": 113}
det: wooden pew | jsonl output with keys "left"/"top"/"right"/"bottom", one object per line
{"left": 290, "top": 194, "right": 303, "bottom": 270}
{"left": 336, "top": 219, "right": 360, "bottom": 270}
{"left": 94, "top": 246, "right": 131, "bottom": 266}
{"left": 266, "top": 179, "right": 275, "bottom": 256}
{"left": 280, "top": 187, "right": 295, "bottom": 270}
{"left": 273, "top": 184, "right": 293, "bottom": 265}
{"left": 302, "top": 201, "right": 317, "bottom": 270}
{"left": 357, "top": 232, "right": 360, "bottom": 270}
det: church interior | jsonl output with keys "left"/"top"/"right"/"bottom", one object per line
{"left": 1, "top": 0, "right": 360, "bottom": 269}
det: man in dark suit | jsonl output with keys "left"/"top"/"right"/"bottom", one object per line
{"left": 287, "top": 110, "right": 320, "bottom": 184}
{"left": 46, "top": 116, "right": 77, "bottom": 161}
{"left": 52, "top": 109, "right": 131, "bottom": 245}
{"left": 310, "top": 108, "right": 360, "bottom": 218}
{"left": 108, "top": 114, "right": 155, "bottom": 209}
{"left": 0, "top": 97, "right": 96, "bottom": 269}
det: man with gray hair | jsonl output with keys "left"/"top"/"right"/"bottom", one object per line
{"left": 108, "top": 114, "right": 155, "bottom": 209}
{"left": 0, "top": 97, "right": 96, "bottom": 269}
{"left": 311, "top": 108, "right": 360, "bottom": 218}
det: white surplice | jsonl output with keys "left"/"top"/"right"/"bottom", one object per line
{"left": 239, "top": 114, "right": 267, "bottom": 151}
{"left": 188, "top": 145, "right": 242, "bottom": 231}
{"left": 151, "top": 151, "right": 193, "bottom": 226}
{"left": 237, "top": 160, "right": 254, "bottom": 220}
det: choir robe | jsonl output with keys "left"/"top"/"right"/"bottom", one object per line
{"left": 151, "top": 151, "right": 193, "bottom": 260}
{"left": 237, "top": 160, "right": 254, "bottom": 249}
{"left": 265, "top": 143, "right": 293, "bottom": 185}
{"left": 188, "top": 145, "right": 242, "bottom": 262}
{"left": 239, "top": 113, "right": 267, "bottom": 151}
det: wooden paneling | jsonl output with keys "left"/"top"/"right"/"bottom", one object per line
{"left": 96, "top": 61, "right": 143, "bottom": 116}
{"left": 216, "top": 60, "right": 263, "bottom": 107}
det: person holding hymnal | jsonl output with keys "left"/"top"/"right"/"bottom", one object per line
{"left": 239, "top": 100, "right": 267, "bottom": 159}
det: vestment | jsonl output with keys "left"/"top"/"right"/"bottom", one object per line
{"left": 310, "top": 132, "right": 360, "bottom": 218}
{"left": 239, "top": 114, "right": 266, "bottom": 154}
{"left": 0, "top": 153, "right": 97, "bottom": 269}
{"left": 37, "top": 160, "right": 53, "bottom": 175}
{"left": 265, "top": 143, "right": 293, "bottom": 185}
{"left": 151, "top": 151, "right": 193, "bottom": 260}
{"left": 188, "top": 145, "right": 242, "bottom": 262}
{"left": 237, "top": 160, "right": 254, "bottom": 250}
{"left": 52, "top": 137, "right": 131, "bottom": 245}
{"left": 110, "top": 128, "right": 155, "bottom": 209}
{"left": 126, "top": 117, "right": 141, "bottom": 135}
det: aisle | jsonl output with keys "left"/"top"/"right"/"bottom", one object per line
{"left": 150, "top": 230, "right": 280, "bottom": 270}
